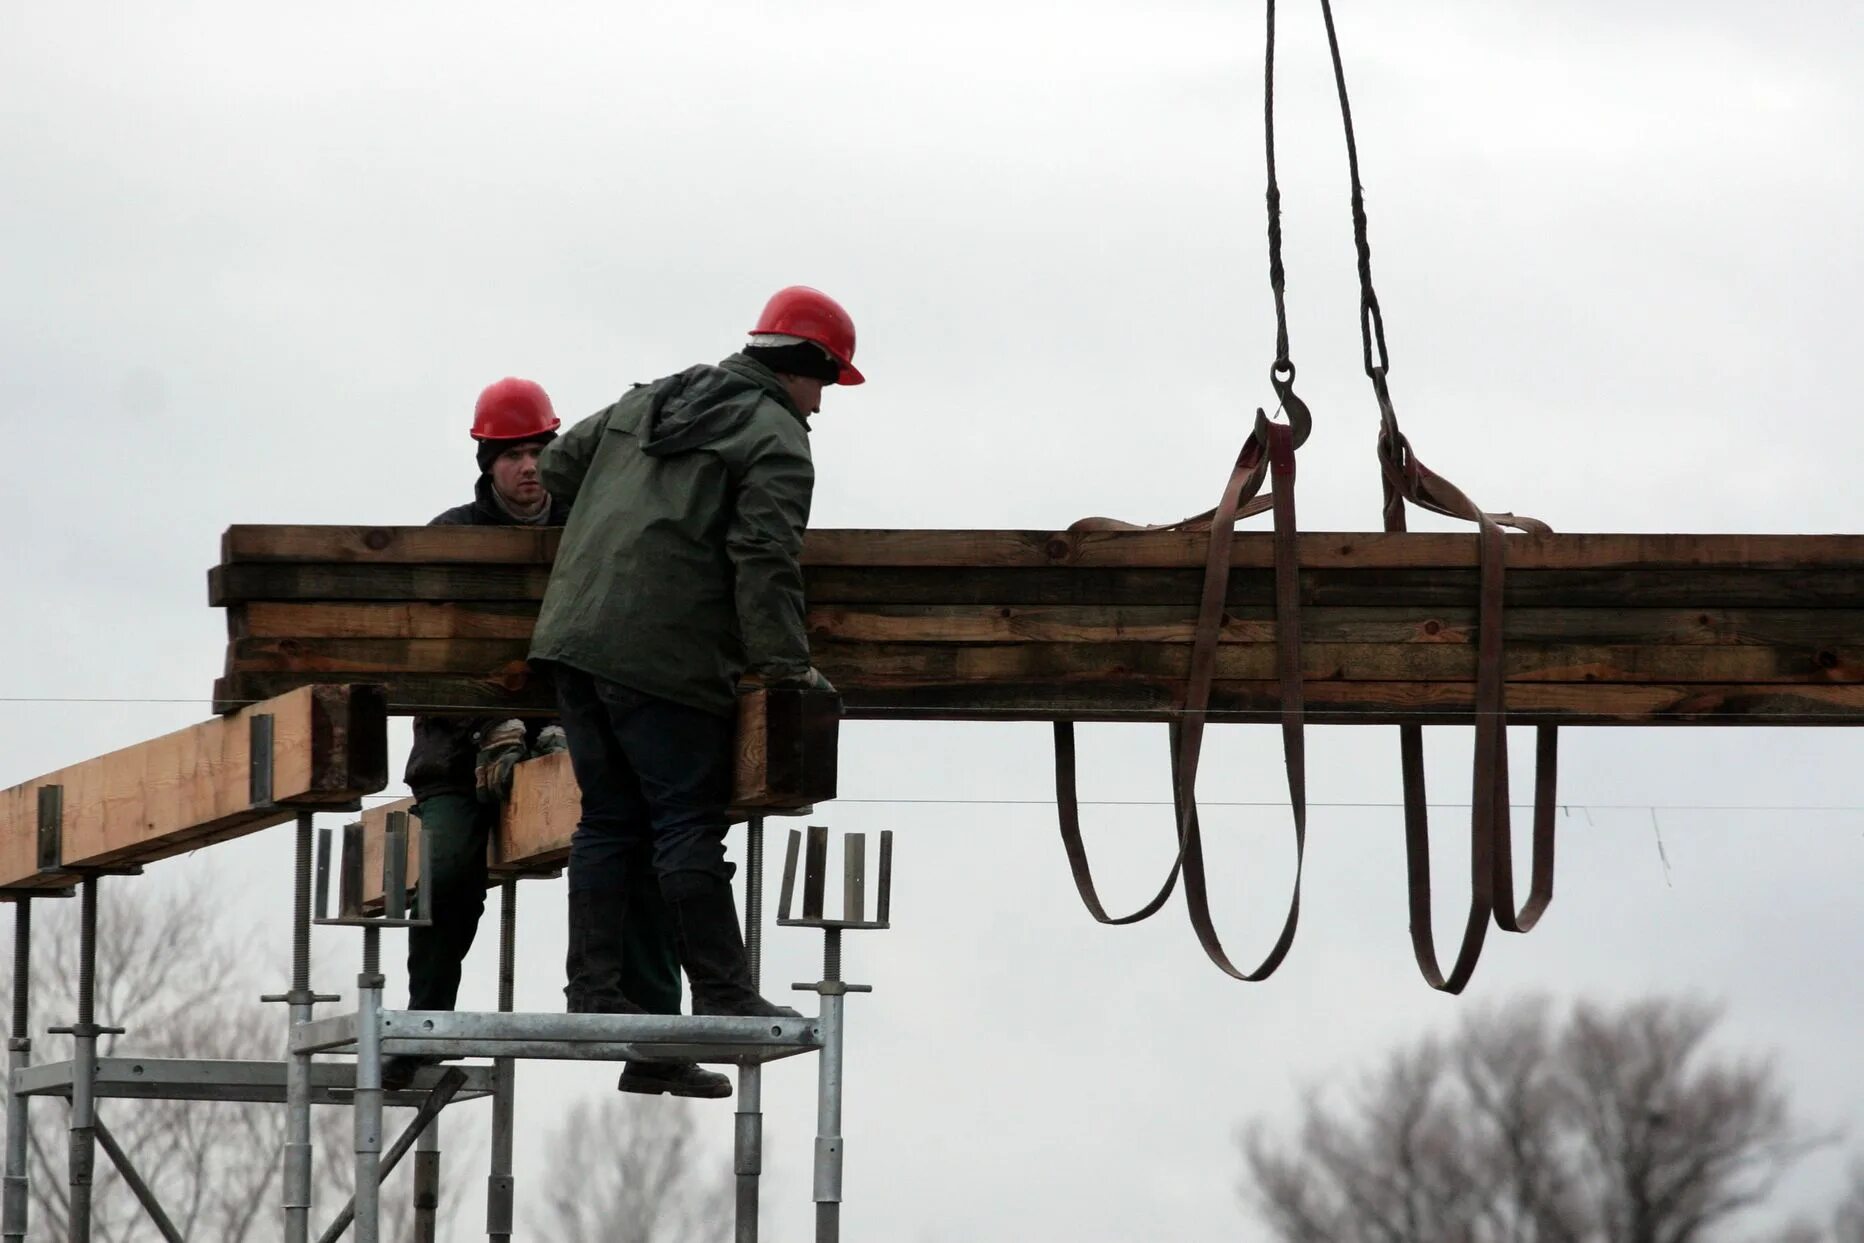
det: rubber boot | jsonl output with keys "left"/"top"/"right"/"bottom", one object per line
{"left": 618, "top": 1061, "right": 732, "bottom": 1099}
{"left": 564, "top": 887, "right": 646, "bottom": 1015}
{"left": 662, "top": 870, "right": 801, "bottom": 1018}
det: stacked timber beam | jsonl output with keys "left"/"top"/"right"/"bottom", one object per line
{"left": 0, "top": 686, "right": 387, "bottom": 892}
{"left": 210, "top": 526, "right": 1864, "bottom": 725}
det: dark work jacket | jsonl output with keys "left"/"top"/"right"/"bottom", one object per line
{"left": 403, "top": 475, "right": 570, "bottom": 802}
{"left": 529, "top": 354, "right": 814, "bottom": 717}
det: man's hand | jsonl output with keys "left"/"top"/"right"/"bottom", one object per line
{"left": 531, "top": 725, "right": 569, "bottom": 757}
{"left": 474, "top": 719, "right": 529, "bottom": 804}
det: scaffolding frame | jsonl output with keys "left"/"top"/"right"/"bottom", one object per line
{"left": 2, "top": 811, "right": 888, "bottom": 1243}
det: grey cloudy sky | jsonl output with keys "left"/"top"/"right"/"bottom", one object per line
{"left": 4, "top": 2, "right": 1862, "bottom": 1239}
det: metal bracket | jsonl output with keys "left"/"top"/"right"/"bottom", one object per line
{"left": 777, "top": 826, "right": 893, "bottom": 931}
{"left": 249, "top": 713, "right": 275, "bottom": 808}
{"left": 36, "top": 785, "right": 62, "bottom": 873}
{"left": 790, "top": 981, "right": 873, "bottom": 997}
{"left": 314, "top": 813, "right": 433, "bottom": 929}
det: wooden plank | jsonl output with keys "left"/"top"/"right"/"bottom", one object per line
{"left": 209, "top": 563, "right": 551, "bottom": 606}
{"left": 733, "top": 687, "right": 839, "bottom": 810}
{"left": 209, "top": 670, "right": 1864, "bottom": 726}
{"left": 499, "top": 751, "right": 579, "bottom": 872}
{"left": 812, "top": 605, "right": 1864, "bottom": 648}
{"left": 234, "top": 601, "right": 540, "bottom": 640}
{"left": 833, "top": 680, "right": 1864, "bottom": 725}
{"left": 227, "top": 638, "right": 537, "bottom": 678}
{"left": 224, "top": 526, "right": 561, "bottom": 565}
{"left": 221, "top": 526, "right": 1864, "bottom": 571}
{"left": 209, "top": 561, "right": 1864, "bottom": 610}
{"left": 358, "top": 756, "right": 578, "bottom": 912}
{"left": 233, "top": 600, "right": 1864, "bottom": 651}
{"left": 216, "top": 673, "right": 552, "bottom": 717}
{"left": 0, "top": 686, "right": 387, "bottom": 892}
{"left": 358, "top": 797, "right": 421, "bottom": 913}
{"left": 809, "top": 641, "right": 1864, "bottom": 685}
{"left": 802, "top": 567, "right": 1864, "bottom": 609}
{"left": 225, "top": 636, "right": 1864, "bottom": 685}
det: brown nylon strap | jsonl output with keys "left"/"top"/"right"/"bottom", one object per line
{"left": 1176, "top": 419, "right": 1306, "bottom": 979}
{"left": 1374, "top": 371, "right": 1557, "bottom": 992}
{"left": 1052, "top": 410, "right": 1309, "bottom": 981}
{"left": 1051, "top": 423, "right": 1270, "bottom": 925}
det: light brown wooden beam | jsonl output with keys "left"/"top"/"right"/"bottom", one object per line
{"left": 0, "top": 686, "right": 387, "bottom": 893}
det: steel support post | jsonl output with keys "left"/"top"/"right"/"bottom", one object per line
{"left": 3, "top": 900, "right": 32, "bottom": 1243}
{"left": 352, "top": 927, "right": 384, "bottom": 1243}
{"left": 284, "top": 811, "right": 317, "bottom": 1243}
{"left": 735, "top": 817, "right": 767, "bottom": 1243}
{"left": 814, "top": 929, "right": 845, "bottom": 1243}
{"left": 413, "top": 1114, "right": 440, "bottom": 1243}
{"left": 486, "top": 879, "right": 517, "bottom": 1243}
{"left": 65, "top": 878, "right": 100, "bottom": 1243}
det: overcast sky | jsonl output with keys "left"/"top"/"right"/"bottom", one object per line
{"left": 4, "top": 2, "right": 1862, "bottom": 1239}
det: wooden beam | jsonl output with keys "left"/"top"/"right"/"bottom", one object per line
{"left": 0, "top": 686, "right": 387, "bottom": 893}
{"left": 219, "top": 525, "right": 1864, "bottom": 571}
{"left": 207, "top": 526, "right": 1864, "bottom": 724}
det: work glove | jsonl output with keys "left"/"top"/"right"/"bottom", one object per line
{"left": 531, "top": 724, "right": 569, "bottom": 758}
{"left": 473, "top": 719, "right": 528, "bottom": 805}
{"left": 753, "top": 667, "right": 836, "bottom": 695}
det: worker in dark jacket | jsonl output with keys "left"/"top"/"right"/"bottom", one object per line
{"left": 389, "top": 377, "right": 729, "bottom": 1099}
{"left": 530, "top": 286, "right": 861, "bottom": 1018}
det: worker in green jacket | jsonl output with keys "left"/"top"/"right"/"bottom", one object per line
{"left": 530, "top": 286, "right": 862, "bottom": 1018}
{"left": 388, "top": 378, "right": 730, "bottom": 1099}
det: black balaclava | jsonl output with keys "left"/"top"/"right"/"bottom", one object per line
{"left": 743, "top": 341, "right": 840, "bottom": 384}
{"left": 477, "top": 431, "right": 557, "bottom": 475}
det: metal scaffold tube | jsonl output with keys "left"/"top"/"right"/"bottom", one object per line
{"left": 352, "top": 926, "right": 384, "bottom": 1243}
{"left": 486, "top": 878, "right": 517, "bottom": 1243}
{"left": 66, "top": 878, "right": 100, "bottom": 1243}
{"left": 413, "top": 1113, "right": 440, "bottom": 1243}
{"left": 285, "top": 811, "right": 316, "bottom": 1243}
{"left": 814, "top": 928, "right": 845, "bottom": 1243}
{"left": 3, "top": 900, "right": 32, "bottom": 1243}
{"left": 735, "top": 817, "right": 766, "bottom": 1243}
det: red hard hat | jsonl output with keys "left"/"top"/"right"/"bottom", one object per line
{"left": 749, "top": 286, "right": 865, "bottom": 385}
{"left": 471, "top": 377, "right": 560, "bottom": 441}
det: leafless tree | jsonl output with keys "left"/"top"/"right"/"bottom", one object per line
{"left": 1, "top": 869, "right": 473, "bottom": 1241}
{"left": 1239, "top": 996, "right": 1840, "bottom": 1243}
{"left": 529, "top": 1094, "right": 732, "bottom": 1243}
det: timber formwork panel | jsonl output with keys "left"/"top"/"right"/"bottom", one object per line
{"left": 209, "top": 527, "right": 1864, "bottom": 725}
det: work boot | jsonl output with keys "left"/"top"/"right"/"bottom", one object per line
{"left": 662, "top": 871, "right": 802, "bottom": 1018}
{"left": 380, "top": 1054, "right": 445, "bottom": 1091}
{"left": 618, "top": 1061, "right": 733, "bottom": 1099}
{"left": 564, "top": 887, "right": 646, "bottom": 1015}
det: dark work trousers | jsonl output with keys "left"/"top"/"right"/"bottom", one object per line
{"left": 554, "top": 668, "right": 737, "bottom": 891}
{"left": 407, "top": 792, "right": 683, "bottom": 1014}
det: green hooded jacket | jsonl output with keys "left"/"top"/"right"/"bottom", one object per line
{"left": 528, "top": 353, "right": 814, "bottom": 717}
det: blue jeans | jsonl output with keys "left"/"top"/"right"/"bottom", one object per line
{"left": 554, "top": 667, "right": 737, "bottom": 893}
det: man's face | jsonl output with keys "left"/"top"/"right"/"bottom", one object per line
{"left": 490, "top": 443, "right": 545, "bottom": 508}
{"left": 784, "top": 375, "right": 827, "bottom": 416}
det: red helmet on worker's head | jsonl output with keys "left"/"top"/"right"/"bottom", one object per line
{"left": 749, "top": 286, "right": 865, "bottom": 386}
{"left": 471, "top": 377, "right": 560, "bottom": 441}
